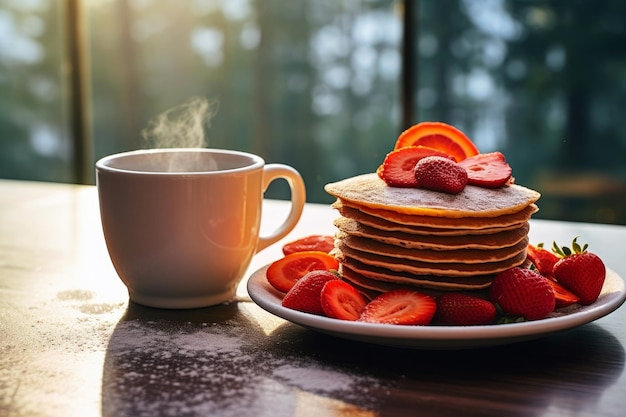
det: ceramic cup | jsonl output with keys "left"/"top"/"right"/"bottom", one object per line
{"left": 96, "top": 148, "right": 306, "bottom": 309}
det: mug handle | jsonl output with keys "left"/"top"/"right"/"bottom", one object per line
{"left": 256, "top": 164, "right": 306, "bottom": 252}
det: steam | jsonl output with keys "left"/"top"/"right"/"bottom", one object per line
{"left": 141, "top": 97, "right": 219, "bottom": 149}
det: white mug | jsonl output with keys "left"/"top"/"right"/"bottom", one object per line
{"left": 96, "top": 148, "right": 306, "bottom": 309}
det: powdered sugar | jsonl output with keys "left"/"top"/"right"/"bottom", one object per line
{"left": 102, "top": 315, "right": 385, "bottom": 416}
{"left": 272, "top": 364, "right": 357, "bottom": 393}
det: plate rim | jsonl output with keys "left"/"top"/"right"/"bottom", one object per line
{"left": 246, "top": 265, "right": 626, "bottom": 347}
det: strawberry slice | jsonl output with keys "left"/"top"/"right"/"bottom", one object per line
{"left": 545, "top": 279, "right": 580, "bottom": 308}
{"left": 457, "top": 152, "right": 512, "bottom": 188}
{"left": 358, "top": 289, "right": 436, "bottom": 325}
{"left": 394, "top": 122, "right": 479, "bottom": 162}
{"left": 266, "top": 251, "right": 339, "bottom": 293}
{"left": 320, "top": 280, "right": 367, "bottom": 321}
{"left": 282, "top": 235, "right": 335, "bottom": 255}
{"left": 282, "top": 270, "right": 339, "bottom": 314}
{"left": 526, "top": 243, "right": 561, "bottom": 276}
{"left": 378, "top": 146, "right": 454, "bottom": 187}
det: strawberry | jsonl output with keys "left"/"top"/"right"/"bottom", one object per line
{"left": 413, "top": 156, "right": 468, "bottom": 194}
{"left": 545, "top": 278, "right": 580, "bottom": 308}
{"left": 526, "top": 242, "right": 561, "bottom": 276}
{"left": 378, "top": 146, "right": 454, "bottom": 187}
{"left": 434, "top": 293, "right": 496, "bottom": 326}
{"left": 489, "top": 267, "right": 556, "bottom": 321}
{"left": 266, "top": 251, "right": 339, "bottom": 293}
{"left": 358, "top": 289, "right": 436, "bottom": 325}
{"left": 282, "top": 270, "right": 339, "bottom": 314}
{"left": 282, "top": 235, "right": 335, "bottom": 255}
{"left": 552, "top": 237, "right": 606, "bottom": 305}
{"left": 320, "top": 280, "right": 367, "bottom": 321}
{"left": 457, "top": 152, "right": 512, "bottom": 188}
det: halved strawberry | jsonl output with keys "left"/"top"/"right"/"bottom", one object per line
{"left": 526, "top": 243, "right": 561, "bottom": 276}
{"left": 457, "top": 152, "right": 512, "bottom": 188}
{"left": 378, "top": 146, "right": 454, "bottom": 187}
{"left": 266, "top": 251, "right": 339, "bottom": 293}
{"left": 282, "top": 270, "right": 339, "bottom": 314}
{"left": 282, "top": 235, "right": 335, "bottom": 255}
{"left": 320, "top": 280, "right": 367, "bottom": 321}
{"left": 545, "top": 279, "right": 580, "bottom": 308}
{"left": 394, "top": 122, "right": 479, "bottom": 162}
{"left": 358, "top": 289, "right": 436, "bottom": 325}
{"left": 434, "top": 293, "right": 496, "bottom": 326}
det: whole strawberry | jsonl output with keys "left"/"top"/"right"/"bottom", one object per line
{"left": 414, "top": 156, "right": 468, "bottom": 194}
{"left": 434, "top": 293, "right": 496, "bottom": 326}
{"left": 489, "top": 267, "right": 556, "bottom": 321}
{"left": 552, "top": 237, "right": 606, "bottom": 305}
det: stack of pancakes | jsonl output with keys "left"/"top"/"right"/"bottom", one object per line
{"left": 324, "top": 173, "right": 541, "bottom": 298}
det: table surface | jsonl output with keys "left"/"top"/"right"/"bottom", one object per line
{"left": 1, "top": 179, "right": 626, "bottom": 417}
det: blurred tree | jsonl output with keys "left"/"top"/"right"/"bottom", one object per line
{"left": 499, "top": 0, "right": 626, "bottom": 172}
{"left": 0, "top": 0, "right": 71, "bottom": 182}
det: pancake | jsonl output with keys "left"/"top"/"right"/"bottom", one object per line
{"left": 324, "top": 173, "right": 540, "bottom": 218}
{"left": 325, "top": 164, "right": 539, "bottom": 294}
{"left": 334, "top": 242, "right": 528, "bottom": 277}
{"left": 340, "top": 264, "right": 493, "bottom": 295}
{"left": 336, "top": 257, "right": 496, "bottom": 290}
{"left": 336, "top": 233, "right": 529, "bottom": 264}
{"left": 333, "top": 200, "right": 538, "bottom": 231}
{"left": 333, "top": 217, "right": 530, "bottom": 250}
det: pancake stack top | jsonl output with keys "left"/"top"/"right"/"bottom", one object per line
{"left": 324, "top": 127, "right": 541, "bottom": 298}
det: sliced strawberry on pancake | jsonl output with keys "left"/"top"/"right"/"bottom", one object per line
{"left": 458, "top": 152, "right": 512, "bottom": 188}
{"left": 378, "top": 146, "right": 453, "bottom": 187}
{"left": 394, "top": 122, "right": 479, "bottom": 162}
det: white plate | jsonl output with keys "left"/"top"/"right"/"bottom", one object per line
{"left": 247, "top": 266, "right": 626, "bottom": 349}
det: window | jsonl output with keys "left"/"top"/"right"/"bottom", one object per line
{"left": 2, "top": 0, "right": 626, "bottom": 224}
{"left": 0, "top": 0, "right": 71, "bottom": 182}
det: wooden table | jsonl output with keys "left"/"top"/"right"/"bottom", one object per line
{"left": 1, "top": 179, "right": 625, "bottom": 417}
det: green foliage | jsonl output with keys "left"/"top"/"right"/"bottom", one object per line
{"left": 2, "top": 0, "right": 626, "bottom": 223}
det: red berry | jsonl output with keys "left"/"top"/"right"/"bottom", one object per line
{"left": 458, "top": 152, "right": 512, "bottom": 188}
{"left": 526, "top": 243, "right": 561, "bottom": 276}
{"left": 358, "top": 289, "right": 436, "bottom": 325}
{"left": 413, "top": 156, "right": 468, "bottom": 194}
{"left": 266, "top": 251, "right": 339, "bottom": 293}
{"left": 320, "top": 280, "right": 367, "bottom": 321}
{"left": 282, "top": 270, "right": 339, "bottom": 314}
{"left": 553, "top": 253, "right": 605, "bottom": 305}
{"left": 545, "top": 278, "right": 580, "bottom": 308}
{"left": 551, "top": 237, "right": 606, "bottom": 305}
{"left": 435, "top": 293, "right": 496, "bottom": 326}
{"left": 489, "top": 267, "right": 556, "bottom": 321}
{"left": 378, "top": 146, "right": 454, "bottom": 187}
{"left": 282, "top": 235, "right": 335, "bottom": 255}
